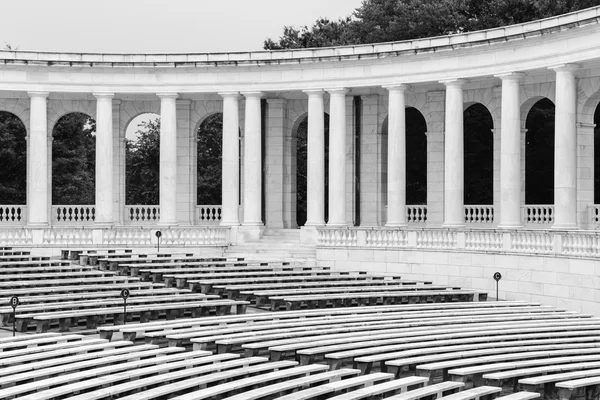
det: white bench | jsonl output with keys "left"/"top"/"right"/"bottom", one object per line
{"left": 556, "top": 377, "right": 600, "bottom": 400}
{"left": 387, "top": 381, "right": 466, "bottom": 400}
{"left": 326, "top": 376, "right": 429, "bottom": 400}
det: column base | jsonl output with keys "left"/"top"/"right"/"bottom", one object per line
{"left": 441, "top": 222, "right": 466, "bottom": 229}
{"left": 238, "top": 225, "right": 264, "bottom": 242}
{"left": 385, "top": 222, "right": 408, "bottom": 228}
{"left": 326, "top": 223, "right": 348, "bottom": 228}
{"left": 300, "top": 225, "right": 322, "bottom": 244}
{"left": 27, "top": 222, "right": 49, "bottom": 227}
{"left": 497, "top": 223, "right": 523, "bottom": 230}
{"left": 551, "top": 223, "right": 579, "bottom": 231}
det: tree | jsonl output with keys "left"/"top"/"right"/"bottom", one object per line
{"left": 0, "top": 112, "right": 27, "bottom": 204}
{"left": 197, "top": 114, "right": 223, "bottom": 205}
{"left": 52, "top": 113, "right": 96, "bottom": 205}
{"left": 126, "top": 118, "right": 160, "bottom": 205}
{"left": 265, "top": 0, "right": 600, "bottom": 49}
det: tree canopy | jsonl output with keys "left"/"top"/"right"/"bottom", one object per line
{"left": 0, "top": 112, "right": 27, "bottom": 204}
{"left": 264, "top": 0, "right": 600, "bottom": 49}
{"left": 126, "top": 118, "right": 161, "bottom": 205}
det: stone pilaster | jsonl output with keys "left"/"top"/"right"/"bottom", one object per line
{"left": 27, "top": 91, "right": 50, "bottom": 226}
{"left": 158, "top": 92, "right": 178, "bottom": 226}
{"left": 327, "top": 88, "right": 348, "bottom": 227}
{"left": 220, "top": 92, "right": 241, "bottom": 227}
{"left": 176, "top": 99, "right": 193, "bottom": 225}
{"left": 93, "top": 92, "right": 114, "bottom": 226}
{"left": 264, "top": 98, "right": 287, "bottom": 229}
{"left": 385, "top": 85, "right": 408, "bottom": 227}
{"left": 552, "top": 64, "right": 579, "bottom": 230}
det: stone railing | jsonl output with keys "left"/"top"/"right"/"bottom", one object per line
{"left": 521, "top": 205, "right": 554, "bottom": 225}
{"left": 464, "top": 205, "right": 494, "bottom": 224}
{"left": 0, "top": 226, "right": 230, "bottom": 247}
{"left": 406, "top": 205, "right": 427, "bottom": 224}
{"left": 0, "top": 205, "right": 26, "bottom": 224}
{"left": 588, "top": 205, "right": 600, "bottom": 229}
{"left": 52, "top": 205, "right": 95, "bottom": 225}
{"left": 125, "top": 206, "right": 160, "bottom": 224}
{"left": 317, "top": 227, "right": 600, "bottom": 258}
{"left": 196, "top": 205, "right": 222, "bottom": 225}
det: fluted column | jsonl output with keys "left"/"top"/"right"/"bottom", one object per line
{"left": 497, "top": 73, "right": 524, "bottom": 229}
{"left": 442, "top": 79, "right": 466, "bottom": 228}
{"left": 385, "top": 85, "right": 408, "bottom": 227}
{"left": 304, "top": 90, "right": 326, "bottom": 227}
{"left": 94, "top": 92, "right": 114, "bottom": 226}
{"left": 242, "top": 92, "right": 264, "bottom": 226}
{"left": 220, "top": 92, "right": 241, "bottom": 226}
{"left": 327, "top": 88, "right": 348, "bottom": 227}
{"left": 27, "top": 92, "right": 50, "bottom": 226}
{"left": 552, "top": 64, "right": 579, "bottom": 230}
{"left": 158, "top": 92, "right": 178, "bottom": 226}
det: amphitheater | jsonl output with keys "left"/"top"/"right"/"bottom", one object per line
{"left": 3, "top": 5, "right": 600, "bottom": 400}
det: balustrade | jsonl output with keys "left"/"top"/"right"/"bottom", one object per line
{"left": 52, "top": 206, "right": 95, "bottom": 225}
{"left": 196, "top": 205, "right": 222, "bottom": 225}
{"left": 464, "top": 205, "right": 494, "bottom": 224}
{"left": 522, "top": 205, "right": 554, "bottom": 225}
{"left": 511, "top": 230, "right": 554, "bottom": 253}
{"left": 406, "top": 205, "right": 427, "bottom": 223}
{"left": 0, "top": 206, "right": 26, "bottom": 224}
{"left": 464, "top": 230, "right": 503, "bottom": 251}
{"left": 416, "top": 229, "right": 457, "bottom": 249}
{"left": 588, "top": 205, "right": 600, "bottom": 229}
{"left": 125, "top": 206, "right": 160, "bottom": 224}
{"left": 366, "top": 229, "right": 408, "bottom": 247}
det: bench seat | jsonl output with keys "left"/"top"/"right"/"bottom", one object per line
{"left": 264, "top": 318, "right": 600, "bottom": 362}
{"left": 0, "top": 281, "right": 168, "bottom": 297}
{"left": 326, "top": 376, "right": 429, "bottom": 400}
{"left": 96, "top": 301, "right": 540, "bottom": 341}
{"left": 556, "top": 376, "right": 600, "bottom": 400}
{"left": 18, "top": 299, "right": 248, "bottom": 332}
{"left": 493, "top": 393, "right": 540, "bottom": 400}
{"left": 276, "top": 371, "right": 395, "bottom": 400}
{"left": 386, "top": 381, "right": 466, "bottom": 400}
{"left": 436, "top": 386, "right": 502, "bottom": 400}
{"left": 517, "top": 366, "right": 600, "bottom": 393}
{"left": 6, "top": 348, "right": 222, "bottom": 400}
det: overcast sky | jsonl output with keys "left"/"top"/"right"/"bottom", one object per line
{"left": 1, "top": 0, "right": 363, "bottom": 53}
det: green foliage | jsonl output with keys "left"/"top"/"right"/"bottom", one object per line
{"left": 265, "top": 0, "right": 600, "bottom": 49}
{"left": 126, "top": 118, "right": 160, "bottom": 205}
{"left": 197, "top": 114, "right": 223, "bottom": 205}
{"left": 0, "top": 112, "right": 26, "bottom": 204}
{"left": 52, "top": 113, "right": 96, "bottom": 205}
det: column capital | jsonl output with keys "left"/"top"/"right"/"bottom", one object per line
{"left": 495, "top": 72, "right": 525, "bottom": 81}
{"left": 156, "top": 92, "right": 179, "bottom": 100}
{"left": 240, "top": 91, "right": 264, "bottom": 99}
{"left": 325, "top": 88, "right": 348, "bottom": 95}
{"left": 440, "top": 79, "right": 466, "bottom": 87}
{"left": 303, "top": 89, "right": 325, "bottom": 96}
{"left": 27, "top": 91, "right": 49, "bottom": 99}
{"left": 383, "top": 84, "right": 410, "bottom": 92}
{"left": 218, "top": 91, "right": 240, "bottom": 99}
{"left": 92, "top": 92, "right": 114, "bottom": 100}
{"left": 549, "top": 63, "right": 580, "bottom": 73}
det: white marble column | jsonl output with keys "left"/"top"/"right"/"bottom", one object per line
{"left": 552, "top": 64, "right": 579, "bottom": 230}
{"left": 220, "top": 92, "right": 241, "bottom": 226}
{"left": 497, "top": 73, "right": 524, "bottom": 229}
{"left": 93, "top": 92, "right": 114, "bottom": 226}
{"left": 304, "top": 90, "right": 326, "bottom": 227}
{"left": 27, "top": 92, "right": 50, "bottom": 226}
{"left": 385, "top": 85, "right": 408, "bottom": 227}
{"left": 327, "top": 88, "right": 348, "bottom": 227}
{"left": 242, "top": 92, "right": 263, "bottom": 227}
{"left": 158, "top": 92, "right": 178, "bottom": 226}
{"left": 442, "top": 79, "right": 466, "bottom": 228}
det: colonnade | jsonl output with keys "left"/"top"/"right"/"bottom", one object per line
{"left": 22, "top": 64, "right": 580, "bottom": 231}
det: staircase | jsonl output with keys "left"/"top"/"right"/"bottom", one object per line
{"left": 226, "top": 229, "right": 316, "bottom": 262}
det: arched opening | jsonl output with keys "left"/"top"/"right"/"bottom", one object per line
{"left": 295, "top": 113, "right": 330, "bottom": 227}
{"left": 463, "top": 103, "right": 494, "bottom": 205}
{"left": 594, "top": 103, "right": 600, "bottom": 204}
{"left": 125, "top": 113, "right": 161, "bottom": 223}
{"left": 525, "top": 98, "right": 555, "bottom": 205}
{"left": 0, "top": 111, "right": 27, "bottom": 205}
{"left": 51, "top": 112, "right": 96, "bottom": 223}
{"left": 406, "top": 107, "right": 427, "bottom": 205}
{"left": 197, "top": 113, "right": 223, "bottom": 223}
{"left": 381, "top": 107, "right": 428, "bottom": 222}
